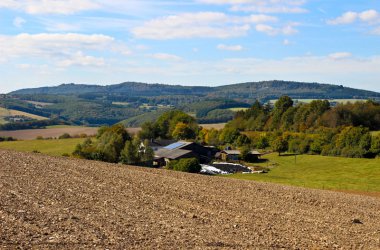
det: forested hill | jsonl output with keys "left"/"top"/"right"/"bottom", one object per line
{"left": 11, "top": 81, "right": 380, "bottom": 101}
{"left": 11, "top": 82, "right": 213, "bottom": 96}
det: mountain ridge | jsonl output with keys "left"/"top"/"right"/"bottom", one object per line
{"left": 10, "top": 80, "right": 380, "bottom": 101}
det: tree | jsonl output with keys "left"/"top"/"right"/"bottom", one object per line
{"left": 172, "top": 122, "right": 196, "bottom": 140}
{"left": 239, "top": 146, "right": 251, "bottom": 161}
{"left": 219, "top": 127, "right": 240, "bottom": 144}
{"left": 155, "top": 110, "right": 198, "bottom": 139}
{"left": 120, "top": 140, "right": 139, "bottom": 165}
{"left": 138, "top": 122, "right": 158, "bottom": 140}
{"left": 168, "top": 158, "right": 201, "bottom": 173}
{"left": 370, "top": 135, "right": 380, "bottom": 156}
{"left": 271, "top": 136, "right": 288, "bottom": 156}
{"left": 204, "top": 128, "right": 220, "bottom": 146}
{"left": 256, "top": 135, "right": 269, "bottom": 149}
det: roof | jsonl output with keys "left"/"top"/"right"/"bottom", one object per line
{"left": 222, "top": 150, "right": 241, "bottom": 155}
{"left": 163, "top": 141, "right": 193, "bottom": 150}
{"left": 148, "top": 139, "right": 176, "bottom": 147}
{"left": 155, "top": 148, "right": 193, "bottom": 160}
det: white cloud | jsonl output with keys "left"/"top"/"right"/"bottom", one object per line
{"left": 0, "top": 33, "right": 121, "bottom": 67}
{"left": 372, "top": 26, "right": 380, "bottom": 35}
{"left": 328, "top": 52, "right": 352, "bottom": 60}
{"left": 359, "top": 10, "right": 380, "bottom": 23}
{"left": 217, "top": 44, "right": 243, "bottom": 51}
{"left": 198, "top": 0, "right": 308, "bottom": 14}
{"left": 327, "top": 11, "right": 359, "bottom": 25}
{"left": 13, "top": 17, "right": 26, "bottom": 28}
{"left": 328, "top": 9, "right": 380, "bottom": 25}
{"left": 57, "top": 51, "right": 105, "bottom": 67}
{"left": 151, "top": 53, "right": 182, "bottom": 61}
{"left": 255, "top": 23, "right": 298, "bottom": 35}
{"left": 132, "top": 12, "right": 279, "bottom": 39}
{"left": 44, "top": 22, "right": 81, "bottom": 32}
{"left": 0, "top": 0, "right": 100, "bottom": 14}
{"left": 283, "top": 39, "right": 291, "bottom": 45}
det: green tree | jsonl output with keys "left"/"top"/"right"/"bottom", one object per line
{"left": 271, "top": 136, "right": 288, "bottom": 156}
{"left": 168, "top": 158, "right": 201, "bottom": 173}
{"left": 239, "top": 146, "right": 251, "bottom": 161}
{"left": 120, "top": 140, "right": 139, "bottom": 165}
{"left": 172, "top": 122, "right": 196, "bottom": 140}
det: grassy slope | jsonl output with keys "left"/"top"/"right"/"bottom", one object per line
{"left": 226, "top": 153, "right": 380, "bottom": 192}
{"left": 0, "top": 107, "right": 48, "bottom": 122}
{"left": 0, "top": 138, "right": 86, "bottom": 156}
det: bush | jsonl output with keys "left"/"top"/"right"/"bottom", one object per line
{"left": 341, "top": 147, "right": 366, "bottom": 158}
{"left": 168, "top": 158, "right": 201, "bottom": 173}
{"left": 58, "top": 133, "right": 71, "bottom": 139}
{"left": 0, "top": 136, "right": 16, "bottom": 142}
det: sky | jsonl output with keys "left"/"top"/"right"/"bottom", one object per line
{"left": 0, "top": 0, "right": 380, "bottom": 93}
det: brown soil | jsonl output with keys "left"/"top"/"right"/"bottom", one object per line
{"left": 1, "top": 149, "right": 380, "bottom": 249}
{"left": 0, "top": 127, "right": 141, "bottom": 140}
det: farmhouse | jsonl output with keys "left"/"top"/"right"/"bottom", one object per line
{"left": 220, "top": 150, "right": 262, "bottom": 162}
{"left": 154, "top": 141, "right": 218, "bottom": 167}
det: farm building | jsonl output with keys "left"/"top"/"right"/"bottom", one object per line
{"left": 220, "top": 150, "right": 262, "bottom": 162}
{"left": 140, "top": 139, "right": 176, "bottom": 152}
{"left": 154, "top": 141, "right": 218, "bottom": 167}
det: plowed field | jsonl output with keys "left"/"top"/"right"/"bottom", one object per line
{"left": 1, "top": 150, "right": 380, "bottom": 249}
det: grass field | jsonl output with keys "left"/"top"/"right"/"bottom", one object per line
{"left": 226, "top": 153, "right": 380, "bottom": 193}
{"left": 0, "top": 107, "right": 48, "bottom": 124}
{"left": 0, "top": 138, "right": 87, "bottom": 156}
{"left": 228, "top": 107, "right": 249, "bottom": 112}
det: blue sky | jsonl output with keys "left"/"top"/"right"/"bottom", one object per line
{"left": 0, "top": 0, "right": 380, "bottom": 93}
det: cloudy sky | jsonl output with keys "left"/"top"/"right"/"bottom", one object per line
{"left": 0, "top": 0, "right": 380, "bottom": 93}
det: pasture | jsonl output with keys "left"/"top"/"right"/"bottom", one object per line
{"left": 0, "top": 138, "right": 87, "bottom": 156}
{"left": 0, "top": 107, "right": 48, "bottom": 123}
{"left": 227, "top": 153, "right": 380, "bottom": 193}
{"left": 228, "top": 107, "right": 249, "bottom": 112}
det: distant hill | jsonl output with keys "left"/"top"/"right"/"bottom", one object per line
{"left": 4, "top": 80, "right": 379, "bottom": 127}
{"left": 11, "top": 80, "right": 380, "bottom": 101}
{"left": 11, "top": 82, "right": 213, "bottom": 96}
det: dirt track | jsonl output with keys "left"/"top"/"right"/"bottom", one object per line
{"left": 1, "top": 149, "right": 380, "bottom": 249}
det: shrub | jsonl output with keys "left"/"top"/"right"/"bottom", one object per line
{"left": 168, "top": 158, "right": 201, "bottom": 173}
{"left": 58, "top": 133, "right": 71, "bottom": 139}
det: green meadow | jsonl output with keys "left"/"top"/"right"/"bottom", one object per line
{"left": 0, "top": 138, "right": 87, "bottom": 156}
{"left": 226, "top": 153, "right": 380, "bottom": 192}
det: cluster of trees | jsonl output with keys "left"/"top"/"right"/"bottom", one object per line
{"left": 269, "top": 127, "right": 380, "bottom": 158}
{"left": 230, "top": 97, "right": 380, "bottom": 132}
{"left": 73, "top": 124, "right": 154, "bottom": 165}
{"left": 139, "top": 110, "right": 199, "bottom": 140}
{"left": 0, "top": 119, "right": 66, "bottom": 131}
